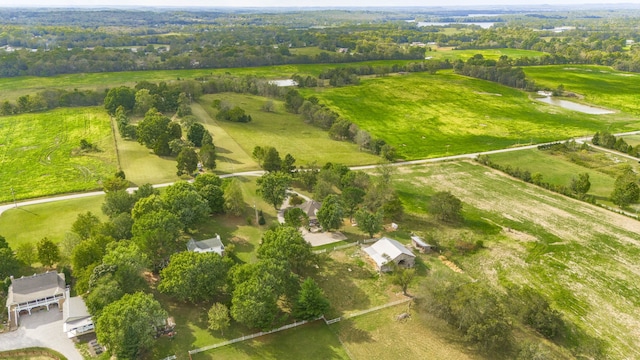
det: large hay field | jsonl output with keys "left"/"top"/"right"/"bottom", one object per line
{"left": 0, "top": 107, "right": 117, "bottom": 203}
{"left": 525, "top": 65, "right": 640, "bottom": 116}
{"left": 395, "top": 161, "right": 640, "bottom": 359}
{"left": 306, "top": 71, "right": 639, "bottom": 159}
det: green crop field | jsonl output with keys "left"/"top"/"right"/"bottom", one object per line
{"left": 305, "top": 71, "right": 639, "bottom": 159}
{"left": 0, "top": 107, "right": 117, "bottom": 203}
{"left": 394, "top": 161, "right": 640, "bottom": 359}
{"left": 525, "top": 65, "right": 640, "bottom": 116}
{"left": 199, "top": 93, "right": 381, "bottom": 167}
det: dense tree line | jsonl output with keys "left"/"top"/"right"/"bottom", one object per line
{"left": 454, "top": 54, "right": 533, "bottom": 90}
{"left": 592, "top": 131, "right": 640, "bottom": 157}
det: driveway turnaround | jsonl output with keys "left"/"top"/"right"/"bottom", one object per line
{"left": 0, "top": 308, "right": 83, "bottom": 360}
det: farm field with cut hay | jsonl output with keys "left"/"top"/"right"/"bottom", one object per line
{"left": 394, "top": 160, "right": 640, "bottom": 359}
{"left": 524, "top": 65, "right": 640, "bottom": 116}
{"left": 305, "top": 71, "right": 640, "bottom": 160}
{"left": 199, "top": 93, "right": 381, "bottom": 167}
{"left": 0, "top": 107, "right": 117, "bottom": 203}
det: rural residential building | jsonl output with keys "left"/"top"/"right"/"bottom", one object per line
{"left": 5, "top": 272, "right": 66, "bottom": 327}
{"left": 296, "top": 200, "right": 322, "bottom": 226}
{"left": 187, "top": 235, "right": 225, "bottom": 256}
{"left": 363, "top": 237, "right": 416, "bottom": 272}
{"left": 63, "top": 288, "right": 94, "bottom": 338}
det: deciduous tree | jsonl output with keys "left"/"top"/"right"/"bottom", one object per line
{"left": 176, "top": 147, "right": 198, "bottom": 176}
{"left": 429, "top": 191, "right": 463, "bottom": 223}
{"left": 72, "top": 211, "right": 101, "bottom": 240}
{"left": 354, "top": 209, "right": 383, "bottom": 238}
{"left": 258, "top": 226, "right": 314, "bottom": 274}
{"left": 256, "top": 172, "right": 291, "bottom": 210}
{"left": 224, "top": 178, "right": 245, "bottom": 216}
{"left": 207, "top": 303, "right": 230, "bottom": 335}
{"left": 96, "top": 292, "right": 167, "bottom": 359}
{"left": 317, "top": 194, "right": 344, "bottom": 231}
{"left": 158, "top": 251, "right": 233, "bottom": 303}
{"left": 37, "top": 237, "right": 60, "bottom": 268}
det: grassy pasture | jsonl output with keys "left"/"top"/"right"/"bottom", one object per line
{"left": 0, "top": 107, "right": 117, "bottom": 203}
{"left": 0, "top": 50, "right": 547, "bottom": 101}
{"left": 525, "top": 65, "right": 640, "bottom": 116}
{"left": 199, "top": 93, "right": 381, "bottom": 167}
{"left": 394, "top": 161, "right": 640, "bottom": 359}
{"left": 305, "top": 71, "right": 637, "bottom": 160}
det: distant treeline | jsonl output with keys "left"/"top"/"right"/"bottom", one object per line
{"left": 453, "top": 54, "right": 533, "bottom": 90}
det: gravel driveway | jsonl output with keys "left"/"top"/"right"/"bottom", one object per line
{"left": 0, "top": 308, "right": 83, "bottom": 360}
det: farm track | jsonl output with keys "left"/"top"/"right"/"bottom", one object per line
{"left": 2, "top": 130, "right": 640, "bottom": 216}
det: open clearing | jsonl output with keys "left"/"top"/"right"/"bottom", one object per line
{"left": 199, "top": 93, "right": 381, "bottom": 167}
{"left": 305, "top": 71, "right": 639, "bottom": 160}
{"left": 0, "top": 107, "right": 117, "bottom": 203}
{"left": 525, "top": 65, "right": 640, "bottom": 116}
{"left": 395, "top": 161, "right": 640, "bottom": 359}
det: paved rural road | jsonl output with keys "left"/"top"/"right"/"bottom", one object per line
{"left": 2, "top": 131, "right": 640, "bottom": 216}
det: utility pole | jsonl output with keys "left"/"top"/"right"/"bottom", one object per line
{"left": 10, "top": 187, "right": 17, "bottom": 208}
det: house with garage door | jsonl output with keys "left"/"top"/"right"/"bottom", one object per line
{"left": 363, "top": 237, "right": 416, "bottom": 272}
{"left": 5, "top": 271, "right": 66, "bottom": 328}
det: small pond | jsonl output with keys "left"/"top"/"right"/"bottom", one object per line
{"left": 536, "top": 96, "right": 615, "bottom": 115}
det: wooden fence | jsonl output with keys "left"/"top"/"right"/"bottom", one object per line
{"left": 313, "top": 238, "right": 378, "bottom": 255}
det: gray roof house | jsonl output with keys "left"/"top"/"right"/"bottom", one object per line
{"left": 187, "top": 234, "right": 225, "bottom": 256}
{"left": 6, "top": 272, "right": 66, "bottom": 327}
{"left": 363, "top": 237, "right": 416, "bottom": 272}
{"left": 63, "top": 288, "right": 94, "bottom": 338}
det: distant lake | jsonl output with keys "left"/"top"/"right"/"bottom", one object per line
{"left": 417, "top": 22, "right": 495, "bottom": 29}
{"left": 537, "top": 96, "right": 615, "bottom": 115}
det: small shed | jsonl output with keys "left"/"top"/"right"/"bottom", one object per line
{"left": 363, "top": 237, "right": 416, "bottom": 272}
{"left": 186, "top": 234, "right": 225, "bottom": 256}
{"left": 411, "top": 235, "right": 435, "bottom": 253}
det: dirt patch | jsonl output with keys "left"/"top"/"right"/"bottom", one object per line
{"left": 438, "top": 255, "right": 464, "bottom": 273}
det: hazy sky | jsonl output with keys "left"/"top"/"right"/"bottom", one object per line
{"left": 3, "top": 0, "right": 640, "bottom": 8}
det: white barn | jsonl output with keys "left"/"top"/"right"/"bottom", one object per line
{"left": 363, "top": 237, "right": 416, "bottom": 272}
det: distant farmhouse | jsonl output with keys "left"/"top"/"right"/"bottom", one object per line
{"left": 187, "top": 234, "right": 225, "bottom": 256}
{"left": 363, "top": 237, "right": 416, "bottom": 272}
{"left": 5, "top": 272, "right": 66, "bottom": 327}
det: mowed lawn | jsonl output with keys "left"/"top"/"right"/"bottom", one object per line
{"left": 0, "top": 107, "right": 117, "bottom": 203}
{"left": 525, "top": 65, "right": 640, "bottom": 116}
{"left": 199, "top": 94, "right": 381, "bottom": 167}
{"left": 429, "top": 48, "right": 546, "bottom": 61}
{"left": 0, "top": 195, "right": 105, "bottom": 248}
{"left": 190, "top": 321, "right": 349, "bottom": 360}
{"left": 395, "top": 161, "right": 640, "bottom": 359}
{"left": 307, "top": 71, "right": 637, "bottom": 159}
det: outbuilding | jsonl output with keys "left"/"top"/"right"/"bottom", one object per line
{"left": 411, "top": 235, "right": 435, "bottom": 253}
{"left": 186, "top": 234, "right": 225, "bottom": 256}
{"left": 363, "top": 237, "right": 416, "bottom": 272}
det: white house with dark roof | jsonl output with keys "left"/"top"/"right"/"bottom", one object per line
{"left": 63, "top": 288, "right": 94, "bottom": 338}
{"left": 186, "top": 234, "right": 225, "bottom": 256}
{"left": 6, "top": 271, "right": 66, "bottom": 327}
{"left": 363, "top": 237, "right": 416, "bottom": 272}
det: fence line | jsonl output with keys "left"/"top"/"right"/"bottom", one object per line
{"left": 187, "top": 297, "right": 413, "bottom": 357}
{"left": 188, "top": 319, "right": 314, "bottom": 355}
{"left": 313, "top": 238, "right": 380, "bottom": 255}
{"left": 333, "top": 242, "right": 358, "bottom": 251}
{"left": 362, "top": 238, "right": 378, "bottom": 244}
{"left": 323, "top": 297, "right": 412, "bottom": 324}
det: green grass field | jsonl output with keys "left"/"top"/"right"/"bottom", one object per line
{"left": 485, "top": 148, "right": 629, "bottom": 198}
{"left": 394, "top": 160, "right": 640, "bottom": 359}
{"left": 621, "top": 134, "right": 640, "bottom": 147}
{"left": 429, "top": 48, "right": 546, "bottom": 61}
{"left": 525, "top": 65, "right": 640, "bottom": 116}
{"left": 0, "top": 107, "right": 117, "bottom": 203}
{"left": 304, "top": 71, "right": 639, "bottom": 159}
{"left": 0, "top": 195, "right": 105, "bottom": 248}
{"left": 199, "top": 93, "right": 381, "bottom": 167}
